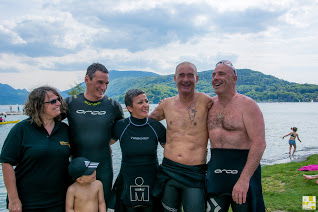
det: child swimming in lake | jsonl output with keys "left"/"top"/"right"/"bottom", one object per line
{"left": 282, "top": 127, "right": 302, "bottom": 157}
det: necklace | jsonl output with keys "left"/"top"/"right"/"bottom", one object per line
{"left": 187, "top": 100, "right": 197, "bottom": 122}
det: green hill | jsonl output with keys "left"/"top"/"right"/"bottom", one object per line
{"left": 1, "top": 69, "right": 318, "bottom": 104}
{"left": 107, "top": 69, "right": 318, "bottom": 103}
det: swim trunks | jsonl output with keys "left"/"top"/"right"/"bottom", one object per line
{"left": 153, "top": 157, "right": 206, "bottom": 212}
{"left": 289, "top": 140, "right": 296, "bottom": 145}
{"left": 206, "top": 148, "right": 265, "bottom": 212}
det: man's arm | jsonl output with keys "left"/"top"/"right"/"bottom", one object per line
{"left": 2, "top": 163, "right": 22, "bottom": 212}
{"left": 232, "top": 100, "right": 266, "bottom": 204}
{"left": 65, "top": 186, "right": 75, "bottom": 212}
{"left": 97, "top": 181, "right": 106, "bottom": 212}
{"left": 149, "top": 100, "right": 165, "bottom": 121}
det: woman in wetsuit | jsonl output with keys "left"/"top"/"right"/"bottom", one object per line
{"left": 111, "top": 89, "right": 166, "bottom": 212}
{"left": 282, "top": 127, "right": 302, "bottom": 156}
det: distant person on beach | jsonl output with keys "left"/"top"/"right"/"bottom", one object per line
{"left": 206, "top": 60, "right": 266, "bottom": 212}
{"left": 0, "top": 114, "right": 4, "bottom": 122}
{"left": 282, "top": 127, "right": 302, "bottom": 156}
{"left": 111, "top": 89, "right": 166, "bottom": 211}
{"left": 149, "top": 62, "right": 212, "bottom": 212}
{"left": 0, "top": 86, "right": 70, "bottom": 211}
{"left": 66, "top": 157, "right": 106, "bottom": 212}
{"left": 303, "top": 174, "right": 318, "bottom": 184}
{"left": 65, "top": 63, "right": 124, "bottom": 208}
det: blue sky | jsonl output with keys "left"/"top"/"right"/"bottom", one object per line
{"left": 0, "top": 0, "right": 317, "bottom": 90}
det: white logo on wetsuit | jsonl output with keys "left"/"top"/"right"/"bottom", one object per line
{"left": 76, "top": 110, "right": 106, "bottom": 115}
{"left": 214, "top": 169, "right": 238, "bottom": 174}
{"left": 131, "top": 137, "right": 149, "bottom": 141}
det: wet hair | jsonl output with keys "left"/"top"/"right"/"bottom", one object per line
{"left": 292, "top": 127, "right": 298, "bottom": 132}
{"left": 124, "top": 89, "right": 145, "bottom": 107}
{"left": 86, "top": 63, "right": 109, "bottom": 80}
{"left": 175, "top": 61, "right": 198, "bottom": 76}
{"left": 24, "top": 86, "right": 67, "bottom": 127}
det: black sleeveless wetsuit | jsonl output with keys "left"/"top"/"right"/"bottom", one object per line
{"left": 111, "top": 116, "right": 166, "bottom": 211}
{"left": 65, "top": 93, "right": 124, "bottom": 205}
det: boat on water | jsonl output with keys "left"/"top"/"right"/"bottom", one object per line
{"left": 0, "top": 120, "right": 20, "bottom": 125}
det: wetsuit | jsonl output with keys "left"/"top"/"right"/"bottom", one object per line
{"left": 0, "top": 119, "right": 70, "bottom": 211}
{"left": 65, "top": 93, "right": 124, "bottom": 205}
{"left": 206, "top": 148, "right": 265, "bottom": 212}
{"left": 153, "top": 158, "right": 206, "bottom": 212}
{"left": 111, "top": 116, "right": 166, "bottom": 211}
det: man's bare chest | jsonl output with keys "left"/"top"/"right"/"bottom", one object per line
{"left": 208, "top": 107, "right": 244, "bottom": 131}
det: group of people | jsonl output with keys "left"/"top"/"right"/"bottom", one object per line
{"left": 0, "top": 60, "right": 267, "bottom": 212}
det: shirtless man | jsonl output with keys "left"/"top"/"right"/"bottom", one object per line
{"left": 206, "top": 60, "right": 266, "bottom": 212}
{"left": 150, "top": 62, "right": 211, "bottom": 212}
{"left": 66, "top": 157, "right": 106, "bottom": 212}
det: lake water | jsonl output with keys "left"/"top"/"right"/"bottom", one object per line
{"left": 0, "top": 103, "right": 317, "bottom": 210}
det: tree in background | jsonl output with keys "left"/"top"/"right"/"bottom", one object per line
{"left": 68, "top": 83, "right": 85, "bottom": 96}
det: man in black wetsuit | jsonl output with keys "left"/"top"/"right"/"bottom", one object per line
{"left": 207, "top": 60, "right": 266, "bottom": 212}
{"left": 65, "top": 63, "right": 124, "bottom": 208}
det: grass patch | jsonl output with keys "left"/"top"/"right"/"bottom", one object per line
{"left": 263, "top": 154, "right": 318, "bottom": 212}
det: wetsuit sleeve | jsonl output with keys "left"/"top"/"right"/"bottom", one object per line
{"left": 150, "top": 119, "right": 166, "bottom": 145}
{"left": 0, "top": 123, "right": 23, "bottom": 165}
{"left": 112, "top": 121, "right": 121, "bottom": 140}
{"left": 114, "top": 101, "right": 124, "bottom": 121}
{"left": 157, "top": 121, "right": 166, "bottom": 145}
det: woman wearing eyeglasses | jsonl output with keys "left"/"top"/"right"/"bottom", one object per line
{"left": 0, "top": 86, "right": 70, "bottom": 212}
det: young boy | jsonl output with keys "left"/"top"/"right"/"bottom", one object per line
{"left": 66, "top": 157, "right": 106, "bottom": 212}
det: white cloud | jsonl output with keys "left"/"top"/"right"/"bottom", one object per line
{"left": 0, "top": 0, "right": 317, "bottom": 90}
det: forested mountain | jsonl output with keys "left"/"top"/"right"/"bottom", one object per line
{"left": 0, "top": 83, "right": 28, "bottom": 104}
{"left": 108, "top": 69, "right": 318, "bottom": 103}
{"left": 1, "top": 69, "right": 318, "bottom": 104}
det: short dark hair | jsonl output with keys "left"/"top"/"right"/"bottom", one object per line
{"left": 124, "top": 89, "right": 145, "bottom": 107}
{"left": 292, "top": 127, "right": 298, "bottom": 132}
{"left": 24, "top": 86, "right": 67, "bottom": 127}
{"left": 86, "top": 63, "right": 109, "bottom": 80}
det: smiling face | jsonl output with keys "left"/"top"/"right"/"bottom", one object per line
{"left": 127, "top": 93, "right": 149, "bottom": 119}
{"left": 212, "top": 64, "right": 237, "bottom": 95}
{"left": 42, "top": 91, "right": 61, "bottom": 120}
{"left": 85, "top": 70, "right": 109, "bottom": 101}
{"left": 174, "top": 63, "right": 198, "bottom": 95}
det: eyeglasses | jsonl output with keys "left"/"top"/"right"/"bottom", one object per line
{"left": 215, "top": 60, "right": 237, "bottom": 76}
{"left": 44, "top": 97, "right": 61, "bottom": 105}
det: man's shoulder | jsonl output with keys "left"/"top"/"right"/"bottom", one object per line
{"left": 65, "top": 93, "right": 84, "bottom": 105}
{"left": 195, "top": 92, "right": 212, "bottom": 103}
{"left": 103, "top": 96, "right": 121, "bottom": 107}
{"left": 236, "top": 93, "right": 257, "bottom": 105}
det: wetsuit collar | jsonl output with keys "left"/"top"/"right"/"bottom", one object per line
{"left": 129, "top": 116, "right": 148, "bottom": 126}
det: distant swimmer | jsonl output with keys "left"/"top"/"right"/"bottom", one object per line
{"left": 282, "top": 127, "right": 302, "bottom": 157}
{"left": 207, "top": 60, "right": 266, "bottom": 212}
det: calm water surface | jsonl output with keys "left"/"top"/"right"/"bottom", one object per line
{"left": 0, "top": 103, "right": 317, "bottom": 210}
